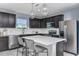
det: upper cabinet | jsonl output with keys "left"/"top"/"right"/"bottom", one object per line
{"left": 0, "top": 13, "right": 3, "bottom": 27}
{"left": 29, "top": 18, "right": 40, "bottom": 28}
{"left": 0, "top": 12, "right": 16, "bottom": 28}
{"left": 40, "top": 19, "right": 47, "bottom": 28}
{"left": 52, "top": 15, "right": 64, "bottom": 28}
{"left": 8, "top": 14, "right": 16, "bottom": 28}
{"left": 29, "top": 14, "right": 64, "bottom": 28}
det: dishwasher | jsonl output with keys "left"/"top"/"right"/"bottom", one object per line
{"left": 9, "top": 35, "right": 19, "bottom": 49}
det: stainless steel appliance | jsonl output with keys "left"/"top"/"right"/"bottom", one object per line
{"left": 59, "top": 20, "right": 79, "bottom": 55}
{"left": 9, "top": 35, "right": 19, "bottom": 49}
{"left": 47, "top": 22, "right": 55, "bottom": 28}
{"left": 49, "top": 30, "right": 59, "bottom": 37}
{"left": 59, "top": 21, "right": 64, "bottom": 38}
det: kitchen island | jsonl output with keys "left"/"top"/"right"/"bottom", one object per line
{"left": 22, "top": 35, "right": 66, "bottom": 56}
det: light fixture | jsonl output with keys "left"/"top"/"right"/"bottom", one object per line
{"left": 30, "top": 3, "right": 35, "bottom": 19}
{"left": 30, "top": 3, "right": 48, "bottom": 18}
{"left": 42, "top": 3, "right": 48, "bottom": 16}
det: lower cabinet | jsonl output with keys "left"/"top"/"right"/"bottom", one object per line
{"left": 0, "top": 36, "right": 9, "bottom": 51}
{"left": 56, "top": 41, "right": 64, "bottom": 56}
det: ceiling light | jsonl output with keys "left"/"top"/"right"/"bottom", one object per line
{"left": 30, "top": 3, "right": 35, "bottom": 19}
{"left": 42, "top": 4, "right": 48, "bottom": 16}
{"left": 30, "top": 3, "right": 48, "bottom": 18}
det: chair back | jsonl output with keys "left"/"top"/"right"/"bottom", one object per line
{"left": 24, "top": 39, "right": 35, "bottom": 50}
{"left": 18, "top": 37, "right": 25, "bottom": 46}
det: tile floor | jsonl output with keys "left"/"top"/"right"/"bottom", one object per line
{"left": 0, "top": 48, "right": 77, "bottom": 56}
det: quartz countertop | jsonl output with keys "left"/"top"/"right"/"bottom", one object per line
{"left": 22, "top": 35, "right": 66, "bottom": 45}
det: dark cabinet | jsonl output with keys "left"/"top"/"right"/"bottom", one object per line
{"left": 29, "top": 18, "right": 40, "bottom": 28}
{"left": 40, "top": 19, "right": 47, "bottom": 28}
{"left": 29, "top": 18, "right": 47, "bottom": 28}
{"left": 2, "top": 13, "right": 9, "bottom": 27}
{"left": 0, "top": 13, "right": 3, "bottom": 27}
{"left": 29, "top": 15, "right": 64, "bottom": 28}
{"left": 0, "top": 12, "right": 16, "bottom": 28}
{"left": 46, "top": 15, "right": 64, "bottom": 28}
{"left": 0, "top": 36, "right": 9, "bottom": 51}
{"left": 53, "top": 15, "right": 64, "bottom": 28}
{"left": 8, "top": 14, "right": 16, "bottom": 28}
{"left": 46, "top": 18, "right": 53, "bottom": 22}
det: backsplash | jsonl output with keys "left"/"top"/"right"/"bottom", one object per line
{"left": 0, "top": 28, "right": 59, "bottom": 36}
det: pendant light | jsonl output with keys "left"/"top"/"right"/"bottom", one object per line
{"left": 30, "top": 3, "right": 48, "bottom": 18}
{"left": 42, "top": 3, "right": 48, "bottom": 16}
{"left": 30, "top": 3, "right": 35, "bottom": 19}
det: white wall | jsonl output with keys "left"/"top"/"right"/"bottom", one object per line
{"left": 64, "top": 6, "right": 79, "bottom": 20}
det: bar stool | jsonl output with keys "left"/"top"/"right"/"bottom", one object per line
{"left": 17, "top": 37, "right": 26, "bottom": 56}
{"left": 24, "top": 39, "right": 37, "bottom": 56}
{"left": 24, "top": 39, "right": 48, "bottom": 56}
{"left": 35, "top": 45, "right": 48, "bottom": 56}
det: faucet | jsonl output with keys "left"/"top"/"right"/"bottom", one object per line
{"left": 35, "top": 31, "right": 38, "bottom": 34}
{"left": 22, "top": 28, "right": 25, "bottom": 34}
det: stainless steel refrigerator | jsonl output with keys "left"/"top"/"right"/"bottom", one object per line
{"left": 59, "top": 20, "right": 79, "bottom": 55}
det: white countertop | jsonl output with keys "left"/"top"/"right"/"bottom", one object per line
{"left": 22, "top": 35, "right": 66, "bottom": 45}
{"left": 0, "top": 28, "right": 59, "bottom": 37}
{"left": 22, "top": 35, "right": 66, "bottom": 56}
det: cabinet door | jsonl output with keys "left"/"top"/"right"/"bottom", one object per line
{"left": 40, "top": 19, "right": 46, "bottom": 28}
{"left": 29, "top": 19, "right": 40, "bottom": 28}
{"left": 9, "top": 14, "right": 16, "bottom": 28}
{"left": 52, "top": 15, "right": 64, "bottom": 28}
{"left": 0, "top": 37, "right": 9, "bottom": 51}
{"left": 46, "top": 18, "right": 50, "bottom": 22}
{"left": 29, "top": 19, "right": 34, "bottom": 28}
{"left": 2, "top": 13, "right": 9, "bottom": 27}
{"left": 54, "top": 17, "right": 59, "bottom": 28}
{"left": 0, "top": 12, "right": 16, "bottom": 28}
{"left": 0, "top": 13, "right": 3, "bottom": 27}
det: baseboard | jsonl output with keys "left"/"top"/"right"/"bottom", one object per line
{"left": 64, "top": 50, "right": 78, "bottom": 56}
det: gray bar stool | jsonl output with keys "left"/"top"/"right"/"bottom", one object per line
{"left": 24, "top": 39, "right": 48, "bottom": 56}
{"left": 17, "top": 37, "right": 26, "bottom": 56}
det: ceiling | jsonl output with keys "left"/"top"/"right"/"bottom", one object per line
{"left": 0, "top": 3, "right": 78, "bottom": 18}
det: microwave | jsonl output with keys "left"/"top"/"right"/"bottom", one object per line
{"left": 47, "top": 22, "right": 55, "bottom": 28}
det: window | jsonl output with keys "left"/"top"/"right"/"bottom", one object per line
{"left": 16, "top": 18, "right": 28, "bottom": 29}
